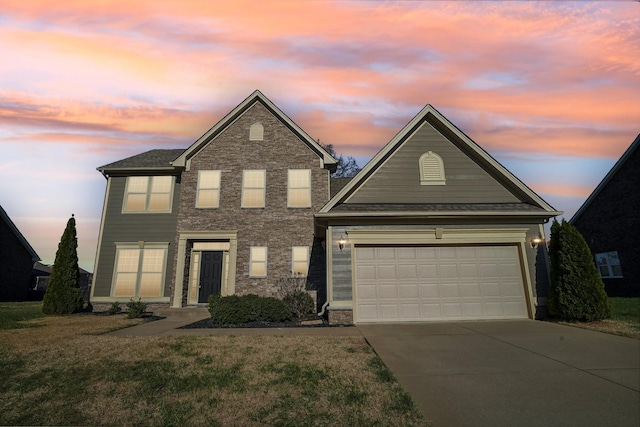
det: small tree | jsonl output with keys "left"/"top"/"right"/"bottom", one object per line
{"left": 547, "top": 219, "right": 611, "bottom": 321}
{"left": 320, "top": 142, "right": 361, "bottom": 178}
{"left": 42, "top": 215, "right": 84, "bottom": 315}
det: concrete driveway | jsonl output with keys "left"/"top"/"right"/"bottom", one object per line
{"left": 358, "top": 320, "right": 639, "bottom": 427}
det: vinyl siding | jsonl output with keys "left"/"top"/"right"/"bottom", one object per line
{"left": 346, "top": 121, "right": 520, "bottom": 204}
{"left": 93, "top": 175, "right": 180, "bottom": 298}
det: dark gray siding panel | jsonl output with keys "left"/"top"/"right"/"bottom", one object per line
{"left": 331, "top": 227, "right": 352, "bottom": 301}
{"left": 347, "top": 122, "right": 520, "bottom": 204}
{"left": 93, "top": 176, "right": 180, "bottom": 297}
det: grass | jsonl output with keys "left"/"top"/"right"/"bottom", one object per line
{"left": 557, "top": 297, "right": 640, "bottom": 339}
{"left": 0, "top": 301, "right": 45, "bottom": 330}
{"left": 0, "top": 305, "right": 427, "bottom": 426}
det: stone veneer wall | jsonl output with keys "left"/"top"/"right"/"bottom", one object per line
{"left": 174, "top": 101, "right": 330, "bottom": 299}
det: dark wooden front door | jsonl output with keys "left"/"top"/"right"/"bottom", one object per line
{"left": 199, "top": 251, "right": 223, "bottom": 303}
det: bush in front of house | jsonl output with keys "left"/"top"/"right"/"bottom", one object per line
{"left": 283, "top": 291, "right": 315, "bottom": 318}
{"left": 42, "top": 215, "right": 85, "bottom": 315}
{"left": 547, "top": 219, "right": 611, "bottom": 322}
{"left": 126, "top": 298, "right": 148, "bottom": 319}
{"left": 207, "top": 294, "right": 291, "bottom": 325}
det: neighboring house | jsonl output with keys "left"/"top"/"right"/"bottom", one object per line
{"left": 91, "top": 91, "right": 560, "bottom": 323}
{"left": 0, "top": 205, "right": 40, "bottom": 301}
{"left": 32, "top": 261, "right": 93, "bottom": 301}
{"left": 570, "top": 135, "right": 640, "bottom": 297}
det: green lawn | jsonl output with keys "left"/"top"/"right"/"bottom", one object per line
{"left": 0, "top": 302, "right": 44, "bottom": 330}
{"left": 557, "top": 297, "right": 640, "bottom": 339}
{"left": 0, "top": 305, "right": 428, "bottom": 427}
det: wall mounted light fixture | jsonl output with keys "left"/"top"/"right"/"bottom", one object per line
{"left": 530, "top": 235, "right": 543, "bottom": 249}
{"left": 338, "top": 234, "right": 347, "bottom": 251}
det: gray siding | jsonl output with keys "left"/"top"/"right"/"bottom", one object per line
{"left": 93, "top": 175, "right": 180, "bottom": 298}
{"left": 330, "top": 227, "right": 352, "bottom": 301}
{"left": 346, "top": 122, "right": 520, "bottom": 204}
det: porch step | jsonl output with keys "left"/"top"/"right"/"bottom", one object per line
{"left": 153, "top": 307, "right": 210, "bottom": 318}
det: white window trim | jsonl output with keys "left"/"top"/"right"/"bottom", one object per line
{"left": 111, "top": 242, "right": 169, "bottom": 298}
{"left": 292, "top": 246, "right": 310, "bottom": 277}
{"left": 595, "top": 251, "right": 623, "bottom": 278}
{"left": 242, "top": 170, "right": 266, "bottom": 208}
{"left": 249, "top": 246, "right": 267, "bottom": 278}
{"left": 249, "top": 122, "right": 264, "bottom": 141}
{"left": 287, "top": 169, "right": 312, "bottom": 208}
{"left": 419, "top": 151, "right": 446, "bottom": 186}
{"left": 196, "top": 170, "right": 221, "bottom": 208}
{"left": 122, "top": 176, "right": 174, "bottom": 213}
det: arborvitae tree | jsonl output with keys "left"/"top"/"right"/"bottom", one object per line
{"left": 547, "top": 219, "right": 611, "bottom": 321}
{"left": 42, "top": 215, "right": 85, "bottom": 315}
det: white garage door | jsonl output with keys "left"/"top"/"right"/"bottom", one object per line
{"left": 355, "top": 245, "right": 528, "bottom": 323}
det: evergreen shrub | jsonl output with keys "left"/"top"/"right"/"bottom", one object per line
{"left": 207, "top": 294, "right": 291, "bottom": 324}
{"left": 126, "top": 298, "right": 148, "bottom": 319}
{"left": 42, "top": 215, "right": 84, "bottom": 315}
{"left": 547, "top": 219, "right": 611, "bottom": 321}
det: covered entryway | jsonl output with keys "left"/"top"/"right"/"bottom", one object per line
{"left": 355, "top": 245, "right": 528, "bottom": 322}
{"left": 198, "top": 251, "right": 223, "bottom": 302}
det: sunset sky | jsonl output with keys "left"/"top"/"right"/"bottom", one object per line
{"left": 1, "top": 0, "right": 638, "bottom": 271}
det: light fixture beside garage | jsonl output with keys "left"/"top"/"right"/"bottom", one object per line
{"left": 530, "top": 235, "right": 543, "bottom": 249}
{"left": 338, "top": 234, "right": 348, "bottom": 251}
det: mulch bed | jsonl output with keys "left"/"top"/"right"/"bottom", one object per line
{"left": 179, "top": 315, "right": 343, "bottom": 329}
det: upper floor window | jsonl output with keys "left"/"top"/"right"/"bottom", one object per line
{"left": 249, "top": 123, "right": 264, "bottom": 141}
{"left": 242, "top": 170, "right": 266, "bottom": 208}
{"left": 288, "top": 169, "right": 311, "bottom": 208}
{"left": 196, "top": 170, "right": 221, "bottom": 208}
{"left": 123, "top": 176, "right": 173, "bottom": 213}
{"left": 112, "top": 243, "right": 168, "bottom": 297}
{"left": 292, "top": 246, "right": 309, "bottom": 277}
{"left": 419, "top": 151, "right": 446, "bottom": 185}
{"left": 595, "top": 251, "right": 623, "bottom": 278}
{"left": 250, "top": 246, "right": 267, "bottom": 277}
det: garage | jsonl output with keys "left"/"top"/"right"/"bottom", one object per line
{"left": 355, "top": 245, "right": 529, "bottom": 323}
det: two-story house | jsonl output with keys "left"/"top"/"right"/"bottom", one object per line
{"left": 91, "top": 91, "right": 337, "bottom": 309}
{"left": 92, "top": 90, "right": 560, "bottom": 323}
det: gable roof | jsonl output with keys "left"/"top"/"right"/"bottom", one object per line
{"left": 172, "top": 90, "right": 337, "bottom": 170}
{"left": 570, "top": 134, "right": 640, "bottom": 224}
{"left": 319, "top": 104, "right": 561, "bottom": 218}
{"left": 0, "top": 205, "right": 40, "bottom": 262}
{"left": 98, "top": 149, "right": 185, "bottom": 176}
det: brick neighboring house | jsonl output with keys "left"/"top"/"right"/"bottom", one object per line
{"left": 90, "top": 90, "right": 337, "bottom": 309}
{"left": 0, "top": 205, "right": 40, "bottom": 301}
{"left": 91, "top": 91, "right": 560, "bottom": 323}
{"left": 570, "top": 134, "right": 640, "bottom": 297}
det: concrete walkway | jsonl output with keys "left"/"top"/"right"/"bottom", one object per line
{"left": 358, "top": 320, "right": 640, "bottom": 427}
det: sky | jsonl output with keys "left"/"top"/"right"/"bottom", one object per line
{"left": 1, "top": 0, "right": 638, "bottom": 272}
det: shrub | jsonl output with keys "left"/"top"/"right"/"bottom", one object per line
{"left": 548, "top": 219, "right": 611, "bottom": 321}
{"left": 126, "top": 298, "right": 148, "bottom": 319}
{"left": 207, "top": 294, "right": 291, "bottom": 325}
{"left": 42, "top": 215, "right": 84, "bottom": 315}
{"left": 108, "top": 301, "right": 122, "bottom": 315}
{"left": 283, "top": 291, "right": 315, "bottom": 318}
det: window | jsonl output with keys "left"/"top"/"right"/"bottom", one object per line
{"left": 292, "top": 246, "right": 309, "bottom": 277}
{"left": 288, "top": 169, "right": 311, "bottom": 207}
{"left": 242, "top": 170, "right": 266, "bottom": 208}
{"left": 249, "top": 123, "right": 264, "bottom": 141}
{"left": 595, "top": 251, "right": 623, "bottom": 278}
{"left": 250, "top": 246, "right": 267, "bottom": 277}
{"left": 419, "top": 151, "right": 446, "bottom": 185}
{"left": 112, "top": 244, "right": 168, "bottom": 297}
{"left": 123, "top": 176, "right": 173, "bottom": 212}
{"left": 196, "top": 170, "right": 221, "bottom": 208}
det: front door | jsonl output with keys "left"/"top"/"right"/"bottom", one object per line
{"left": 199, "top": 251, "right": 223, "bottom": 303}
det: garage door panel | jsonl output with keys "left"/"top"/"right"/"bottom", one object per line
{"left": 355, "top": 245, "right": 528, "bottom": 322}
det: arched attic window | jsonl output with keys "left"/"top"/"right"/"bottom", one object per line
{"left": 249, "top": 123, "right": 264, "bottom": 141}
{"left": 419, "top": 151, "right": 446, "bottom": 185}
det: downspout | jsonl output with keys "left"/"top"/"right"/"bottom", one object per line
{"left": 317, "top": 300, "right": 329, "bottom": 317}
